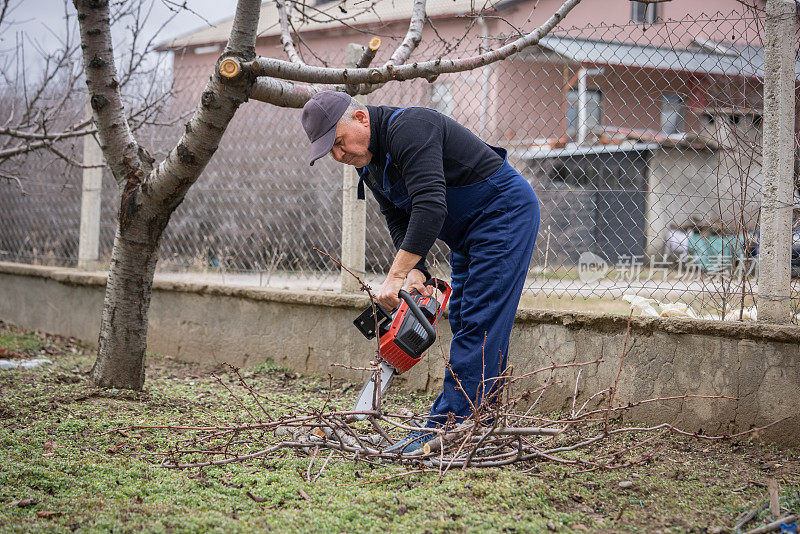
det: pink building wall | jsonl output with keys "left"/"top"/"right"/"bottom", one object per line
{"left": 169, "top": 0, "right": 765, "bottom": 142}
{"left": 499, "top": 0, "right": 765, "bottom": 47}
{"left": 164, "top": 0, "right": 769, "bottom": 174}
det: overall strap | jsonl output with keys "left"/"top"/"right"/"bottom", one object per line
{"left": 356, "top": 107, "right": 408, "bottom": 200}
{"left": 381, "top": 107, "right": 408, "bottom": 190}
{"left": 356, "top": 168, "right": 367, "bottom": 200}
{"left": 387, "top": 107, "right": 406, "bottom": 127}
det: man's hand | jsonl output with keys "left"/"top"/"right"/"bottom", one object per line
{"left": 404, "top": 268, "right": 432, "bottom": 296}
{"left": 376, "top": 273, "right": 404, "bottom": 310}
{"left": 376, "top": 250, "right": 427, "bottom": 310}
{"left": 376, "top": 269, "right": 432, "bottom": 311}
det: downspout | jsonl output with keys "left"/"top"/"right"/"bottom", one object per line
{"left": 578, "top": 65, "right": 588, "bottom": 144}
{"left": 477, "top": 16, "right": 491, "bottom": 138}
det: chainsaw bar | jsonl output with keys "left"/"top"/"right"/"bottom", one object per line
{"left": 352, "top": 361, "right": 395, "bottom": 420}
{"left": 350, "top": 280, "right": 452, "bottom": 421}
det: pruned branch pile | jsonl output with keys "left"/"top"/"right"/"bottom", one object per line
{"left": 105, "top": 356, "right": 777, "bottom": 478}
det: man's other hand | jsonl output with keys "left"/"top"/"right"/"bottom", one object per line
{"left": 404, "top": 269, "right": 432, "bottom": 297}
{"left": 376, "top": 269, "right": 431, "bottom": 310}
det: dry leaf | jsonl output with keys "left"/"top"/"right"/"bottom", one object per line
{"left": 42, "top": 439, "right": 56, "bottom": 457}
{"left": 10, "top": 498, "right": 38, "bottom": 508}
{"left": 246, "top": 491, "right": 267, "bottom": 503}
{"left": 36, "top": 511, "right": 61, "bottom": 519}
{"left": 106, "top": 441, "right": 127, "bottom": 454}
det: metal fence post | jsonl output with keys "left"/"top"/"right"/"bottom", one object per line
{"left": 78, "top": 99, "right": 103, "bottom": 271}
{"left": 757, "top": 0, "right": 796, "bottom": 323}
{"left": 340, "top": 44, "right": 367, "bottom": 293}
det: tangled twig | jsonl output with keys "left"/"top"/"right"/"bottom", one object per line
{"left": 101, "top": 253, "right": 782, "bottom": 477}
{"left": 102, "top": 354, "right": 779, "bottom": 474}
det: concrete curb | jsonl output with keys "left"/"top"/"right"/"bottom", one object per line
{"left": 2, "top": 261, "right": 798, "bottom": 445}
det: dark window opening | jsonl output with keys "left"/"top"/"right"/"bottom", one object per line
{"left": 566, "top": 88, "right": 603, "bottom": 137}
{"left": 661, "top": 93, "right": 685, "bottom": 135}
{"left": 631, "top": 1, "right": 658, "bottom": 23}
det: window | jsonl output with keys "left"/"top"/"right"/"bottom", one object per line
{"left": 630, "top": 1, "right": 657, "bottom": 23}
{"left": 429, "top": 82, "right": 454, "bottom": 117}
{"left": 661, "top": 93, "right": 685, "bottom": 135}
{"left": 193, "top": 45, "right": 220, "bottom": 55}
{"left": 566, "top": 89, "right": 602, "bottom": 137}
{"left": 549, "top": 160, "right": 597, "bottom": 189}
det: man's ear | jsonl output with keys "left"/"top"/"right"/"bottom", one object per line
{"left": 353, "top": 109, "right": 369, "bottom": 125}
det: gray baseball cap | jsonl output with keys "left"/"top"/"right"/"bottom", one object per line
{"left": 301, "top": 91, "right": 351, "bottom": 166}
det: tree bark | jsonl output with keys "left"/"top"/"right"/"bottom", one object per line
{"left": 76, "top": 0, "right": 260, "bottom": 389}
{"left": 91, "top": 218, "right": 164, "bottom": 388}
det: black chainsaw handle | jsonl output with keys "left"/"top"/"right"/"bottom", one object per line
{"left": 398, "top": 289, "right": 436, "bottom": 339}
{"left": 424, "top": 278, "right": 449, "bottom": 293}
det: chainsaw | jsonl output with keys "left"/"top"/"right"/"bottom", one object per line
{"left": 350, "top": 279, "right": 451, "bottom": 420}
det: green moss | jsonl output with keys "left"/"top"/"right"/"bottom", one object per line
{"left": 0, "top": 322, "right": 797, "bottom": 533}
{"left": 0, "top": 331, "right": 45, "bottom": 354}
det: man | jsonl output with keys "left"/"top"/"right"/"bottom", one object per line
{"left": 301, "top": 91, "right": 540, "bottom": 453}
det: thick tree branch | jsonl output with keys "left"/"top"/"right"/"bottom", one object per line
{"left": 0, "top": 138, "right": 76, "bottom": 161}
{"left": 248, "top": 0, "right": 581, "bottom": 86}
{"left": 0, "top": 125, "right": 95, "bottom": 142}
{"left": 144, "top": 1, "right": 260, "bottom": 211}
{"left": 275, "top": 0, "right": 305, "bottom": 64}
{"left": 249, "top": 75, "right": 387, "bottom": 107}
{"left": 250, "top": 77, "right": 328, "bottom": 107}
{"left": 386, "top": 0, "right": 427, "bottom": 67}
{"left": 224, "top": 0, "right": 261, "bottom": 58}
{"left": 74, "top": 0, "right": 142, "bottom": 187}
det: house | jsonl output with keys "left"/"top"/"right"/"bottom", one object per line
{"left": 155, "top": 0, "right": 795, "bottom": 271}
{"left": 512, "top": 35, "right": 778, "bottom": 265}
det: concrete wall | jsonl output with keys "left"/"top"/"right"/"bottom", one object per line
{"left": 646, "top": 144, "right": 763, "bottom": 259}
{"left": 1, "top": 261, "right": 798, "bottom": 445}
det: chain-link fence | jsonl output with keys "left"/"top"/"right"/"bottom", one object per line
{"left": 1, "top": 6, "right": 798, "bottom": 320}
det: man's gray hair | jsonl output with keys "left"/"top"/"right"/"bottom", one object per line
{"left": 338, "top": 97, "right": 367, "bottom": 124}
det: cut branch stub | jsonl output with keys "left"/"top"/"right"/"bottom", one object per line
{"left": 356, "top": 37, "right": 382, "bottom": 69}
{"left": 345, "top": 37, "right": 384, "bottom": 95}
{"left": 219, "top": 57, "right": 242, "bottom": 80}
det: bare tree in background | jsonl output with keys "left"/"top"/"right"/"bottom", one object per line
{"left": 75, "top": 0, "right": 583, "bottom": 390}
{"left": 0, "top": 0, "right": 179, "bottom": 188}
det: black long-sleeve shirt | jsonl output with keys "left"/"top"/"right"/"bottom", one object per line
{"left": 359, "top": 106, "right": 504, "bottom": 271}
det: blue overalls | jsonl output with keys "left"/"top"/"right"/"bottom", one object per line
{"left": 358, "top": 108, "right": 540, "bottom": 427}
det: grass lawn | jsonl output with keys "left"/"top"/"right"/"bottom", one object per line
{"left": 0, "top": 321, "right": 798, "bottom": 533}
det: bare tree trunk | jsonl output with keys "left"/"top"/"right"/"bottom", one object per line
{"left": 92, "top": 217, "right": 166, "bottom": 388}
{"left": 76, "top": 0, "right": 261, "bottom": 389}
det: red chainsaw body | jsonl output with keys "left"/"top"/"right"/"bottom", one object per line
{"left": 380, "top": 292, "right": 446, "bottom": 372}
{"left": 353, "top": 279, "right": 452, "bottom": 374}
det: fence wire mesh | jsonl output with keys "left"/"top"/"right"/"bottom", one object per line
{"left": 1, "top": 6, "right": 799, "bottom": 321}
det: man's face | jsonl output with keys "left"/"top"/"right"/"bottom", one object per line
{"left": 330, "top": 110, "right": 372, "bottom": 167}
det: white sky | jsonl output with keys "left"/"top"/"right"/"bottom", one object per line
{"left": 4, "top": 0, "right": 239, "bottom": 71}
